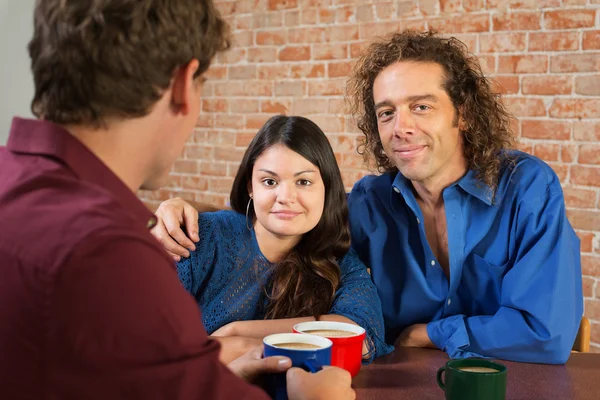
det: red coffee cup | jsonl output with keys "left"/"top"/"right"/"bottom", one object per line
{"left": 292, "top": 321, "right": 366, "bottom": 377}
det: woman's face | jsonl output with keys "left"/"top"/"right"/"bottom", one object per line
{"left": 250, "top": 144, "right": 325, "bottom": 240}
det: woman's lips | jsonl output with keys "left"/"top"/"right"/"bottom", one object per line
{"left": 271, "top": 211, "right": 302, "bottom": 219}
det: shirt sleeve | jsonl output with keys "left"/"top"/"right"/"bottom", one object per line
{"left": 426, "top": 188, "right": 583, "bottom": 364}
{"left": 329, "top": 248, "right": 395, "bottom": 363}
{"left": 47, "top": 228, "right": 269, "bottom": 400}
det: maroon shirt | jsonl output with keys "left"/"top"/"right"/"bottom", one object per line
{"left": 0, "top": 118, "right": 269, "bottom": 399}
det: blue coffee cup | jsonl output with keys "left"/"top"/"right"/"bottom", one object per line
{"left": 263, "top": 333, "right": 333, "bottom": 400}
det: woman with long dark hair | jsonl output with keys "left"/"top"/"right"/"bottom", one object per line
{"left": 175, "top": 115, "right": 392, "bottom": 363}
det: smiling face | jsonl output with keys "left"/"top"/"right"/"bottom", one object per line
{"left": 250, "top": 144, "right": 326, "bottom": 240}
{"left": 373, "top": 61, "right": 467, "bottom": 188}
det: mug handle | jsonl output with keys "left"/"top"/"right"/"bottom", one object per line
{"left": 302, "top": 358, "right": 323, "bottom": 373}
{"left": 436, "top": 366, "right": 446, "bottom": 390}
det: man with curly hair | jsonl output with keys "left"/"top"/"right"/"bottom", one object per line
{"left": 345, "top": 30, "right": 582, "bottom": 363}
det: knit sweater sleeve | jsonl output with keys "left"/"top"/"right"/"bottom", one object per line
{"left": 329, "top": 248, "right": 394, "bottom": 363}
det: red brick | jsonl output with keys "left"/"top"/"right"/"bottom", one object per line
{"left": 285, "top": 10, "right": 299, "bottom": 26}
{"left": 308, "top": 79, "right": 346, "bottom": 96}
{"left": 374, "top": 2, "right": 397, "bottom": 19}
{"left": 248, "top": 48, "right": 277, "bottom": 63}
{"left": 575, "top": 75, "right": 600, "bottom": 96}
{"left": 173, "top": 160, "right": 199, "bottom": 174}
{"left": 451, "top": 35, "right": 478, "bottom": 52}
{"left": 253, "top": 12, "right": 283, "bottom": 29}
{"left": 584, "top": 299, "right": 600, "bottom": 321}
{"left": 577, "top": 231, "right": 595, "bottom": 253}
{"left": 584, "top": 277, "right": 596, "bottom": 298}
{"left": 582, "top": 255, "right": 600, "bottom": 276}
{"left": 292, "top": 98, "right": 329, "bottom": 115}
{"left": 428, "top": 14, "right": 490, "bottom": 33}
{"left": 521, "top": 120, "right": 570, "bottom": 140}
{"left": 289, "top": 27, "right": 325, "bottom": 43}
{"left": 463, "top": 0, "right": 485, "bottom": 11}
{"left": 515, "top": 141, "right": 533, "bottom": 154}
{"left": 232, "top": 31, "right": 253, "bottom": 47}
{"left": 340, "top": 153, "right": 367, "bottom": 169}
{"left": 533, "top": 143, "right": 560, "bottom": 161}
{"left": 490, "top": 75, "right": 520, "bottom": 94}
{"left": 290, "top": 64, "right": 326, "bottom": 79}
{"left": 480, "top": 33, "right": 527, "bottom": 52}
{"left": 208, "top": 177, "right": 235, "bottom": 193}
{"left": 563, "top": 0, "right": 587, "bottom": 4}
{"left": 551, "top": 53, "right": 600, "bottom": 73}
{"left": 358, "top": 21, "right": 401, "bottom": 40}
{"left": 402, "top": 19, "right": 426, "bottom": 31}
{"left": 274, "top": 81, "right": 305, "bottom": 96}
{"left": 502, "top": 0, "right": 560, "bottom": 8}
{"left": 544, "top": 10, "right": 596, "bottom": 30}
{"left": 184, "top": 145, "right": 212, "bottom": 161}
{"left": 528, "top": 32, "right": 579, "bottom": 51}
{"left": 440, "top": 0, "right": 462, "bottom": 13}
{"left": 214, "top": 147, "right": 246, "bottom": 163}
{"left": 235, "top": 132, "right": 257, "bottom": 147}
{"left": 328, "top": 98, "right": 345, "bottom": 114}
{"left": 563, "top": 187, "right": 597, "bottom": 208}
{"left": 548, "top": 162, "right": 569, "bottom": 182}
{"left": 256, "top": 30, "right": 287, "bottom": 45}
{"left": 232, "top": 15, "right": 252, "bottom": 31}
{"left": 561, "top": 144, "right": 578, "bottom": 163}
{"left": 214, "top": 114, "right": 244, "bottom": 130}
{"left": 328, "top": 61, "right": 354, "bottom": 78}
{"left": 194, "top": 192, "right": 227, "bottom": 208}
{"left": 308, "top": 115, "right": 344, "bottom": 133}
{"left": 579, "top": 145, "right": 600, "bottom": 165}
{"left": 333, "top": 134, "right": 360, "bottom": 153}
{"left": 493, "top": 12, "right": 541, "bottom": 31}
{"left": 419, "top": 0, "right": 438, "bottom": 15}
{"left": 397, "top": 1, "right": 419, "bottom": 17}
{"left": 571, "top": 166, "right": 600, "bottom": 187}
{"left": 549, "top": 99, "right": 600, "bottom": 119}
{"left": 498, "top": 55, "right": 548, "bottom": 73}
{"left": 205, "top": 66, "right": 227, "bottom": 80}
{"left": 261, "top": 100, "right": 291, "bottom": 114}
{"left": 592, "top": 325, "right": 600, "bottom": 349}
{"left": 505, "top": 98, "right": 547, "bottom": 117}
{"left": 244, "top": 81, "right": 273, "bottom": 97}
{"left": 319, "top": 9, "right": 335, "bottom": 24}
{"left": 258, "top": 65, "right": 289, "bottom": 80}
{"left": 335, "top": 5, "right": 354, "bottom": 23}
{"left": 356, "top": 4, "right": 375, "bottom": 22}
{"left": 228, "top": 99, "right": 259, "bottom": 114}
{"left": 278, "top": 46, "right": 310, "bottom": 61}
{"left": 202, "top": 99, "right": 228, "bottom": 113}
{"left": 327, "top": 25, "right": 359, "bottom": 42}
{"left": 268, "top": 0, "right": 297, "bottom": 10}
{"left": 228, "top": 65, "right": 256, "bottom": 80}
{"left": 477, "top": 56, "right": 496, "bottom": 75}
{"left": 215, "top": 2, "right": 236, "bottom": 15}
{"left": 350, "top": 42, "right": 368, "bottom": 58}
{"left": 313, "top": 43, "right": 348, "bottom": 60}
{"left": 583, "top": 31, "right": 600, "bottom": 50}
{"left": 301, "top": 8, "right": 318, "bottom": 24}
{"left": 522, "top": 76, "right": 572, "bottom": 95}
{"left": 341, "top": 170, "right": 368, "bottom": 188}
{"left": 574, "top": 121, "right": 600, "bottom": 142}
{"left": 217, "top": 48, "right": 246, "bottom": 64}
{"left": 214, "top": 82, "right": 243, "bottom": 97}
{"left": 180, "top": 176, "right": 208, "bottom": 192}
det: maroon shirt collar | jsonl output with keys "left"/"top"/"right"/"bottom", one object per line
{"left": 7, "top": 117, "right": 157, "bottom": 229}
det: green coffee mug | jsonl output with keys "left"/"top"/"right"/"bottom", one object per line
{"left": 437, "top": 358, "right": 507, "bottom": 400}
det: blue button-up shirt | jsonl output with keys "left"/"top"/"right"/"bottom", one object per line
{"left": 348, "top": 151, "right": 583, "bottom": 364}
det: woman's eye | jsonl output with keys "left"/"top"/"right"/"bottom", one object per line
{"left": 297, "top": 179, "right": 312, "bottom": 186}
{"left": 262, "top": 179, "right": 277, "bottom": 186}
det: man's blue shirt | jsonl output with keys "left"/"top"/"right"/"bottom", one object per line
{"left": 348, "top": 151, "right": 583, "bottom": 364}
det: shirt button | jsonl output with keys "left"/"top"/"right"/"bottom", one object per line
{"left": 447, "top": 298, "right": 452, "bottom": 306}
{"left": 416, "top": 217, "right": 420, "bottom": 224}
{"left": 393, "top": 187, "right": 400, "bottom": 193}
{"left": 431, "top": 260, "right": 436, "bottom": 266}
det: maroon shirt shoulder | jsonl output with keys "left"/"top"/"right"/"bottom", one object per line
{"left": 0, "top": 118, "right": 268, "bottom": 399}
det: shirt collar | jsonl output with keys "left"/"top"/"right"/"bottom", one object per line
{"left": 391, "top": 169, "right": 493, "bottom": 206}
{"left": 7, "top": 117, "right": 157, "bottom": 229}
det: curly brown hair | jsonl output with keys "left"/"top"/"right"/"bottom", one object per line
{"left": 347, "top": 30, "right": 515, "bottom": 190}
{"left": 29, "top": 0, "right": 230, "bottom": 127}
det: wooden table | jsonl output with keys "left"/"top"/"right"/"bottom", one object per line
{"left": 353, "top": 348, "right": 600, "bottom": 399}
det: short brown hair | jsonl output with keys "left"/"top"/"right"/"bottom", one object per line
{"left": 347, "top": 30, "right": 515, "bottom": 190}
{"left": 29, "top": 0, "right": 230, "bottom": 127}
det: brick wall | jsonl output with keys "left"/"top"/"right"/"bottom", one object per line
{"left": 138, "top": 0, "right": 600, "bottom": 352}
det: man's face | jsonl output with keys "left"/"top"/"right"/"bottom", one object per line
{"left": 372, "top": 61, "right": 467, "bottom": 187}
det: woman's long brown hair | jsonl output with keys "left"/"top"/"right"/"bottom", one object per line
{"left": 230, "top": 115, "right": 351, "bottom": 320}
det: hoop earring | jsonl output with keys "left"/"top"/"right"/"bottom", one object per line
{"left": 245, "top": 198, "right": 253, "bottom": 231}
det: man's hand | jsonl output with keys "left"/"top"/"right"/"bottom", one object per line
{"left": 227, "top": 345, "right": 292, "bottom": 383}
{"left": 151, "top": 198, "right": 199, "bottom": 261}
{"left": 287, "top": 366, "right": 355, "bottom": 400}
{"left": 395, "top": 324, "right": 436, "bottom": 348}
